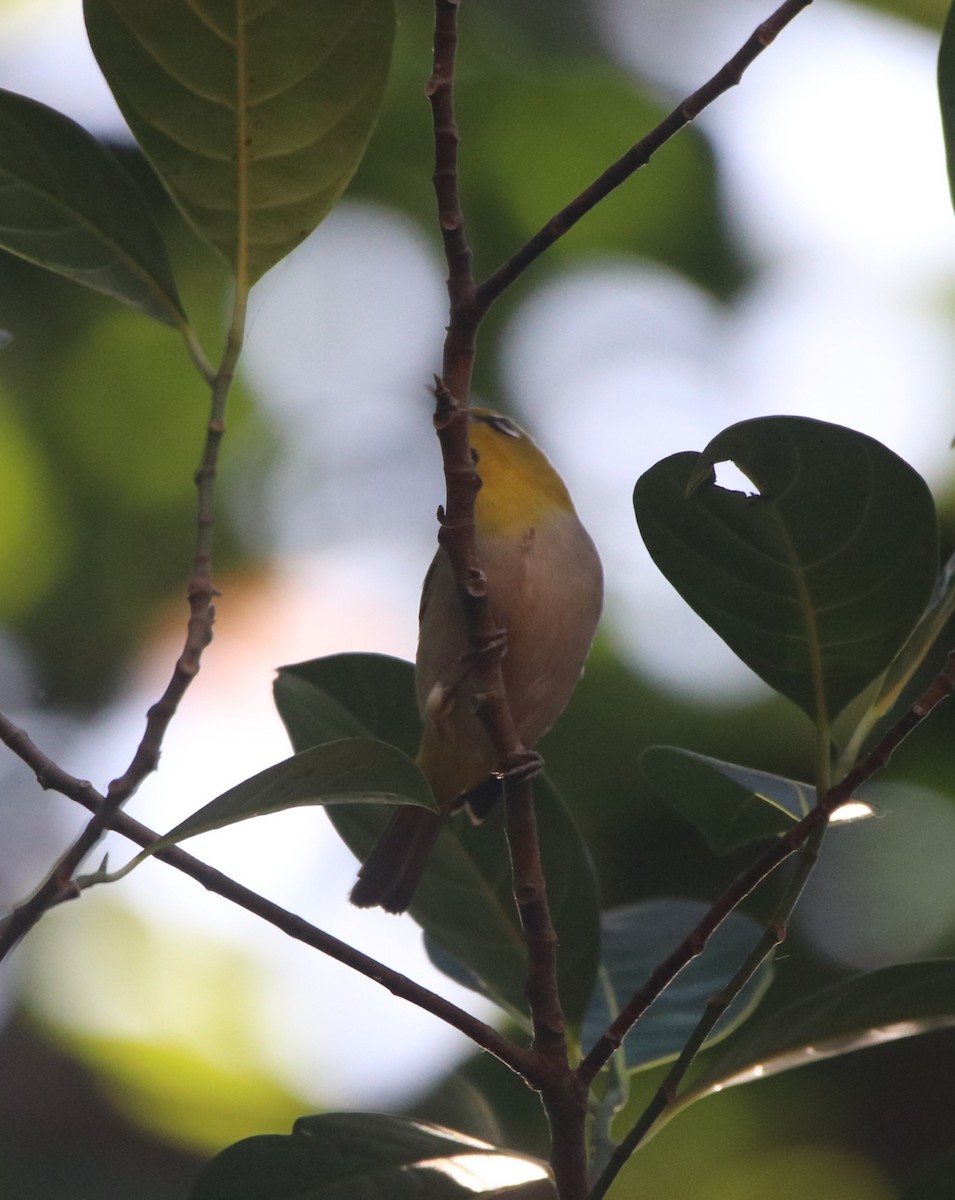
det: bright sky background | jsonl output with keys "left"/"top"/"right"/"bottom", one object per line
{"left": 4, "top": 0, "right": 955, "bottom": 1118}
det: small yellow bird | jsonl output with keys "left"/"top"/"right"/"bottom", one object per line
{"left": 350, "top": 408, "right": 603, "bottom": 913}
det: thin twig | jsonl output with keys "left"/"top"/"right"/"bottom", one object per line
{"left": 577, "top": 649, "right": 955, "bottom": 1087}
{"left": 0, "top": 299, "right": 248, "bottom": 957}
{"left": 474, "top": 0, "right": 813, "bottom": 315}
{"left": 0, "top": 708, "right": 538, "bottom": 1079}
{"left": 589, "top": 825, "right": 827, "bottom": 1199}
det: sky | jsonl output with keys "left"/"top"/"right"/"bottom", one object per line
{"left": 3, "top": 0, "right": 955, "bottom": 1124}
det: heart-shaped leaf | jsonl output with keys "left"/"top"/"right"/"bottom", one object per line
{"left": 633, "top": 417, "right": 938, "bottom": 724}
{"left": 273, "top": 653, "right": 601, "bottom": 1030}
{"left": 582, "top": 899, "right": 773, "bottom": 1074}
{"left": 85, "top": 0, "right": 396, "bottom": 286}
{"left": 189, "top": 1113, "right": 554, "bottom": 1200}
{"left": 0, "top": 87, "right": 185, "bottom": 326}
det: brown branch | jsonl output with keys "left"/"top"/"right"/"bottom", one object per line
{"left": 577, "top": 648, "right": 955, "bottom": 1087}
{"left": 427, "top": 8, "right": 582, "bottom": 1193}
{"left": 0, "top": 313, "right": 244, "bottom": 956}
{"left": 474, "top": 0, "right": 814, "bottom": 315}
{"left": 0, "top": 708, "right": 538, "bottom": 1080}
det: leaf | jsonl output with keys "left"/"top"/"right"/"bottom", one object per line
{"left": 189, "top": 1112, "right": 554, "bottom": 1200}
{"left": 642, "top": 746, "right": 815, "bottom": 852}
{"left": 152, "top": 738, "right": 434, "bottom": 852}
{"left": 84, "top": 0, "right": 396, "bottom": 286}
{"left": 939, "top": 2, "right": 955, "bottom": 217}
{"left": 838, "top": 543, "right": 955, "bottom": 764}
{"left": 274, "top": 653, "right": 421, "bottom": 758}
{"left": 641, "top": 746, "right": 872, "bottom": 854}
{"left": 633, "top": 417, "right": 938, "bottom": 724}
{"left": 0, "top": 87, "right": 185, "bottom": 325}
{"left": 582, "top": 899, "right": 773, "bottom": 1074}
{"left": 902, "top": 1150, "right": 955, "bottom": 1200}
{"left": 681, "top": 960, "right": 955, "bottom": 1111}
{"left": 272, "top": 654, "right": 601, "bottom": 1030}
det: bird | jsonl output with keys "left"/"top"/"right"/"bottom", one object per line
{"left": 349, "top": 407, "right": 603, "bottom": 913}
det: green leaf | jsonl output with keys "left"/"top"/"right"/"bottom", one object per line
{"left": 633, "top": 417, "right": 938, "bottom": 723}
{"left": 100, "top": 736, "right": 432, "bottom": 881}
{"left": 642, "top": 746, "right": 815, "bottom": 852}
{"left": 274, "top": 653, "right": 421, "bottom": 758}
{"left": 838, "top": 544, "right": 955, "bottom": 765}
{"left": 134, "top": 739, "right": 434, "bottom": 867}
{"left": 641, "top": 746, "right": 871, "bottom": 854}
{"left": 84, "top": 0, "right": 396, "bottom": 286}
{"left": 582, "top": 899, "right": 774, "bottom": 1074}
{"left": 189, "top": 1113, "right": 554, "bottom": 1200}
{"left": 940, "top": 1, "right": 955, "bottom": 216}
{"left": 902, "top": 1150, "right": 955, "bottom": 1200}
{"left": 0, "top": 87, "right": 185, "bottom": 325}
{"left": 681, "top": 960, "right": 955, "bottom": 1111}
{"left": 272, "top": 654, "right": 601, "bottom": 1030}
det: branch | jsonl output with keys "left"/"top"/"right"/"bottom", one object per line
{"left": 577, "top": 648, "right": 955, "bottom": 1087}
{"left": 589, "top": 824, "right": 827, "bottom": 1199}
{"left": 0, "top": 709, "right": 537, "bottom": 1080}
{"left": 0, "top": 301, "right": 248, "bottom": 955}
{"left": 474, "top": 0, "right": 813, "bottom": 314}
{"left": 427, "top": 9, "right": 584, "bottom": 1192}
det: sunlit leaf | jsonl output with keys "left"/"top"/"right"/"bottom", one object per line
{"left": 189, "top": 1113, "right": 554, "bottom": 1200}
{"left": 582, "top": 899, "right": 773, "bottom": 1074}
{"left": 633, "top": 417, "right": 938, "bottom": 724}
{"left": 273, "top": 653, "right": 601, "bottom": 1029}
{"left": 85, "top": 0, "right": 396, "bottom": 285}
{"left": 680, "top": 960, "right": 955, "bottom": 1113}
{"left": 0, "top": 87, "right": 185, "bottom": 325}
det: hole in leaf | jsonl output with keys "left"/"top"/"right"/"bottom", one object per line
{"left": 713, "top": 459, "right": 760, "bottom": 496}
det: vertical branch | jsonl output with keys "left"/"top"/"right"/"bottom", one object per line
{"left": 427, "top": 5, "right": 586, "bottom": 1195}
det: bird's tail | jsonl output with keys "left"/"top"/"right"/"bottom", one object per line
{"left": 349, "top": 805, "right": 444, "bottom": 913}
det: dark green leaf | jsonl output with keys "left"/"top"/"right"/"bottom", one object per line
{"left": 682, "top": 960, "right": 955, "bottom": 1111}
{"left": 582, "top": 899, "right": 773, "bottom": 1073}
{"left": 273, "top": 654, "right": 601, "bottom": 1030}
{"left": 642, "top": 746, "right": 815, "bottom": 852}
{"left": 150, "top": 738, "right": 434, "bottom": 852}
{"left": 633, "top": 417, "right": 938, "bottom": 723}
{"left": 0, "top": 87, "right": 185, "bottom": 325}
{"left": 85, "top": 0, "right": 396, "bottom": 285}
{"left": 902, "top": 1150, "right": 955, "bottom": 1200}
{"left": 940, "top": 2, "right": 955, "bottom": 215}
{"left": 189, "top": 1112, "right": 553, "bottom": 1200}
{"left": 641, "top": 746, "right": 869, "bottom": 853}
{"left": 334, "top": 774, "right": 599, "bottom": 1031}
{"left": 274, "top": 653, "right": 421, "bottom": 757}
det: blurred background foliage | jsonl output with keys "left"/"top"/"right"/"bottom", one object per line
{"left": 2, "top": 0, "right": 955, "bottom": 1197}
